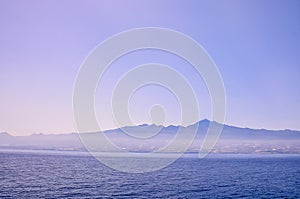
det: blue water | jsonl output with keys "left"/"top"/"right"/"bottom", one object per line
{"left": 0, "top": 150, "right": 299, "bottom": 198}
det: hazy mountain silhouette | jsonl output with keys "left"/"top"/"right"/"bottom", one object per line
{"left": 1, "top": 120, "right": 299, "bottom": 154}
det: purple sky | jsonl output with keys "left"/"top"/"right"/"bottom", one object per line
{"left": 1, "top": 0, "right": 300, "bottom": 135}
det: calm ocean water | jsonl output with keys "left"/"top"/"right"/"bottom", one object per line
{"left": 0, "top": 150, "right": 299, "bottom": 198}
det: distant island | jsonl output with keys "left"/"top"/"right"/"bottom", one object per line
{"left": 1, "top": 119, "right": 299, "bottom": 154}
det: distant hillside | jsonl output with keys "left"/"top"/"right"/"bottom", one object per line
{"left": 1, "top": 120, "right": 299, "bottom": 154}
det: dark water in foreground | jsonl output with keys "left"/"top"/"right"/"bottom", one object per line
{"left": 0, "top": 150, "right": 299, "bottom": 198}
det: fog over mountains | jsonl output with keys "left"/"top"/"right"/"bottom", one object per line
{"left": 1, "top": 120, "right": 299, "bottom": 154}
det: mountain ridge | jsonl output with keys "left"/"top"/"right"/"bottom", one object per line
{"left": 2, "top": 119, "right": 299, "bottom": 137}
{"left": 1, "top": 119, "right": 299, "bottom": 154}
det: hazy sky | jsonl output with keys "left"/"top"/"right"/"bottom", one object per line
{"left": 1, "top": 0, "right": 300, "bottom": 135}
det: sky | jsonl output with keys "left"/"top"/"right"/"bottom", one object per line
{"left": 0, "top": 0, "right": 300, "bottom": 135}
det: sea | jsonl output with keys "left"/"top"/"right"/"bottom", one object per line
{"left": 0, "top": 149, "right": 299, "bottom": 198}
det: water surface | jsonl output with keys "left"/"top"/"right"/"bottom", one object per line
{"left": 0, "top": 150, "right": 299, "bottom": 198}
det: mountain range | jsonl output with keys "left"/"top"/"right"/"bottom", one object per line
{"left": 1, "top": 119, "right": 299, "bottom": 154}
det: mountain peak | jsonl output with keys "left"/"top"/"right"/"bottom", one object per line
{"left": 199, "top": 119, "right": 210, "bottom": 123}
